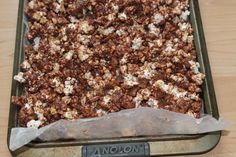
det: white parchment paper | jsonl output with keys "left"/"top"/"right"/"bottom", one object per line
{"left": 10, "top": 107, "right": 227, "bottom": 151}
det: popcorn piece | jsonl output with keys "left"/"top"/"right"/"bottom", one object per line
{"left": 103, "top": 95, "right": 111, "bottom": 104}
{"left": 78, "top": 45, "right": 91, "bottom": 61}
{"left": 33, "top": 37, "right": 40, "bottom": 51}
{"left": 64, "top": 51, "right": 74, "bottom": 60}
{"left": 180, "top": 10, "right": 190, "bottom": 21}
{"left": 116, "top": 29, "right": 126, "bottom": 36}
{"left": 148, "top": 23, "right": 160, "bottom": 36}
{"left": 118, "top": 12, "right": 127, "bottom": 20}
{"left": 96, "top": 109, "right": 107, "bottom": 117}
{"left": 191, "top": 73, "right": 205, "bottom": 85}
{"left": 79, "top": 20, "right": 94, "bottom": 34}
{"left": 178, "top": 22, "right": 190, "bottom": 31}
{"left": 101, "top": 27, "right": 115, "bottom": 36}
{"left": 28, "top": 0, "right": 37, "bottom": 9}
{"left": 147, "top": 98, "right": 159, "bottom": 108}
{"left": 124, "top": 74, "right": 139, "bottom": 86}
{"left": 14, "top": 72, "right": 26, "bottom": 83}
{"left": 153, "top": 13, "right": 164, "bottom": 24}
{"left": 112, "top": 5, "right": 119, "bottom": 13}
{"left": 188, "top": 60, "right": 200, "bottom": 74}
{"left": 107, "top": 14, "right": 115, "bottom": 21}
{"left": 154, "top": 80, "right": 188, "bottom": 99}
{"left": 21, "top": 60, "right": 31, "bottom": 69}
{"left": 64, "top": 108, "right": 78, "bottom": 119}
{"left": 27, "top": 120, "right": 41, "bottom": 129}
{"left": 132, "top": 37, "right": 143, "bottom": 50}
{"left": 52, "top": 77, "right": 61, "bottom": 87}
{"left": 63, "top": 77, "right": 77, "bottom": 96}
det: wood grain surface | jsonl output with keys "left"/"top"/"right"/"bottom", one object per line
{"left": 0, "top": 0, "right": 235, "bottom": 156}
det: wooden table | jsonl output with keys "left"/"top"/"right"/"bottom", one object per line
{"left": 0, "top": 0, "right": 235, "bottom": 156}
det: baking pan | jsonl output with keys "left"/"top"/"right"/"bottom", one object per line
{"left": 7, "top": 0, "right": 221, "bottom": 156}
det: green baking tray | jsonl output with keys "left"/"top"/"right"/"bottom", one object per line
{"left": 7, "top": 0, "right": 221, "bottom": 156}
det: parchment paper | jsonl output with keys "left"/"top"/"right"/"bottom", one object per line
{"left": 10, "top": 107, "right": 227, "bottom": 151}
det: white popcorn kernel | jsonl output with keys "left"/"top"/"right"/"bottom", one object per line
{"left": 54, "top": 3, "right": 61, "bottom": 13}
{"left": 147, "top": 98, "right": 159, "bottom": 108}
{"left": 112, "top": 5, "right": 119, "bottom": 13}
{"left": 137, "top": 62, "right": 156, "bottom": 79}
{"left": 22, "top": 60, "right": 31, "bottom": 69}
{"left": 164, "top": 41, "right": 175, "bottom": 55}
{"left": 187, "top": 111, "right": 196, "bottom": 117}
{"left": 80, "top": 20, "right": 94, "bottom": 34}
{"left": 107, "top": 13, "right": 115, "bottom": 21}
{"left": 27, "top": 120, "right": 41, "bottom": 129}
{"left": 118, "top": 12, "right": 127, "bottom": 20}
{"left": 63, "top": 77, "right": 77, "bottom": 96}
{"left": 188, "top": 60, "right": 200, "bottom": 74}
{"left": 78, "top": 34, "right": 91, "bottom": 45}
{"left": 103, "top": 69, "right": 112, "bottom": 80}
{"left": 78, "top": 45, "right": 92, "bottom": 61}
{"left": 69, "top": 16, "right": 78, "bottom": 23}
{"left": 53, "top": 63, "right": 60, "bottom": 72}
{"left": 153, "top": 13, "right": 164, "bottom": 24}
{"left": 28, "top": 0, "right": 37, "bottom": 9}
{"left": 64, "top": 51, "right": 74, "bottom": 60}
{"left": 154, "top": 80, "right": 168, "bottom": 91}
{"left": 154, "top": 80, "right": 188, "bottom": 99}
{"left": 33, "top": 106, "right": 45, "bottom": 121}
{"left": 124, "top": 74, "right": 139, "bottom": 86}
{"left": 133, "top": 94, "right": 142, "bottom": 108}
{"left": 35, "top": 112, "right": 45, "bottom": 121}
{"left": 96, "top": 109, "right": 107, "bottom": 117}
{"left": 191, "top": 73, "right": 205, "bottom": 85}
{"left": 187, "top": 35, "right": 194, "bottom": 43}
{"left": 33, "top": 37, "right": 41, "bottom": 51}
{"left": 103, "top": 95, "right": 111, "bottom": 104}
{"left": 63, "top": 85, "right": 74, "bottom": 96}
{"left": 14, "top": 72, "right": 26, "bottom": 83}
{"left": 120, "top": 53, "right": 128, "bottom": 64}
{"left": 188, "top": 93, "right": 200, "bottom": 101}
{"left": 64, "top": 108, "right": 78, "bottom": 119}
{"left": 68, "top": 23, "right": 76, "bottom": 29}
{"left": 139, "top": 88, "right": 151, "bottom": 100}
{"left": 170, "top": 74, "right": 183, "bottom": 82}
{"left": 170, "top": 87, "right": 187, "bottom": 98}
{"left": 24, "top": 103, "right": 31, "bottom": 110}
{"left": 148, "top": 23, "right": 159, "bottom": 36}
{"left": 180, "top": 10, "right": 190, "bottom": 21}
{"left": 52, "top": 77, "right": 61, "bottom": 87}
{"left": 116, "top": 29, "right": 125, "bottom": 36}
{"left": 35, "top": 100, "right": 43, "bottom": 107}
{"left": 102, "top": 27, "right": 115, "bottom": 35}
{"left": 178, "top": 22, "right": 190, "bottom": 31}
{"left": 132, "top": 37, "right": 143, "bottom": 50}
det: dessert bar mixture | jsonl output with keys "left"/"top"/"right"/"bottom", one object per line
{"left": 12, "top": 0, "right": 205, "bottom": 128}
